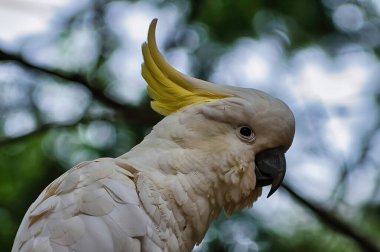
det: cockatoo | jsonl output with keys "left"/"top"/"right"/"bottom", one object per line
{"left": 12, "top": 19, "right": 295, "bottom": 252}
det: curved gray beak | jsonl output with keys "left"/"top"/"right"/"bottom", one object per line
{"left": 255, "top": 148, "right": 286, "bottom": 198}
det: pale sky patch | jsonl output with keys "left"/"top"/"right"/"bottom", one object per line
{"left": 211, "top": 38, "right": 283, "bottom": 90}
{"left": 0, "top": 0, "right": 70, "bottom": 44}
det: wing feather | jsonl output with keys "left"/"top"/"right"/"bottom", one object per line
{"left": 12, "top": 158, "right": 162, "bottom": 252}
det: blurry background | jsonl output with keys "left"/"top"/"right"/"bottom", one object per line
{"left": 1, "top": 0, "right": 380, "bottom": 251}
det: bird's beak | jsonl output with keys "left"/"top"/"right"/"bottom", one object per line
{"left": 254, "top": 148, "right": 286, "bottom": 198}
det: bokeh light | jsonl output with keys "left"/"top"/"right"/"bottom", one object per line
{"left": 1, "top": 0, "right": 380, "bottom": 251}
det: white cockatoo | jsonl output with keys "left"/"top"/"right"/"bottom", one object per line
{"left": 12, "top": 19, "right": 295, "bottom": 252}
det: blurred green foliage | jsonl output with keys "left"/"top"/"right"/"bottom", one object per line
{"left": 1, "top": 0, "right": 380, "bottom": 251}
{"left": 195, "top": 0, "right": 333, "bottom": 47}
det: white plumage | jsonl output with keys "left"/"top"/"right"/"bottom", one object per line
{"left": 12, "top": 19, "right": 295, "bottom": 252}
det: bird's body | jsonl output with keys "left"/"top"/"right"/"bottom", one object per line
{"left": 13, "top": 110, "right": 260, "bottom": 252}
{"left": 12, "top": 19, "right": 295, "bottom": 252}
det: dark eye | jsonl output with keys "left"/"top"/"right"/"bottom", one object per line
{"left": 240, "top": 127, "right": 252, "bottom": 137}
{"left": 237, "top": 126, "right": 255, "bottom": 142}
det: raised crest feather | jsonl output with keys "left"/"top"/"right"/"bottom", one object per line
{"left": 141, "top": 18, "right": 234, "bottom": 116}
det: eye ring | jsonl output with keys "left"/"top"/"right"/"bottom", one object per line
{"left": 236, "top": 126, "right": 255, "bottom": 142}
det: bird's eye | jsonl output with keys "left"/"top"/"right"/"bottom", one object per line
{"left": 240, "top": 127, "right": 252, "bottom": 137}
{"left": 237, "top": 126, "right": 255, "bottom": 142}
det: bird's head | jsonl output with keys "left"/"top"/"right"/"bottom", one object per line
{"left": 141, "top": 19, "right": 295, "bottom": 212}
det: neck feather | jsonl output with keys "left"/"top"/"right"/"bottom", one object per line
{"left": 119, "top": 114, "right": 261, "bottom": 250}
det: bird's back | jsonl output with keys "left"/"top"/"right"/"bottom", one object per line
{"left": 12, "top": 158, "right": 163, "bottom": 252}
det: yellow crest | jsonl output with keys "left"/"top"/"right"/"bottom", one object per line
{"left": 141, "top": 19, "right": 233, "bottom": 116}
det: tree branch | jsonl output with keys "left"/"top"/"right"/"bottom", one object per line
{"left": 282, "top": 183, "right": 380, "bottom": 252}
{"left": 0, "top": 124, "right": 58, "bottom": 146}
{"left": 0, "top": 48, "right": 161, "bottom": 125}
{"left": 0, "top": 115, "right": 112, "bottom": 147}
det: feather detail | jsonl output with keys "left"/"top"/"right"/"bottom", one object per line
{"left": 141, "top": 18, "right": 233, "bottom": 116}
{"left": 12, "top": 159, "right": 164, "bottom": 252}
